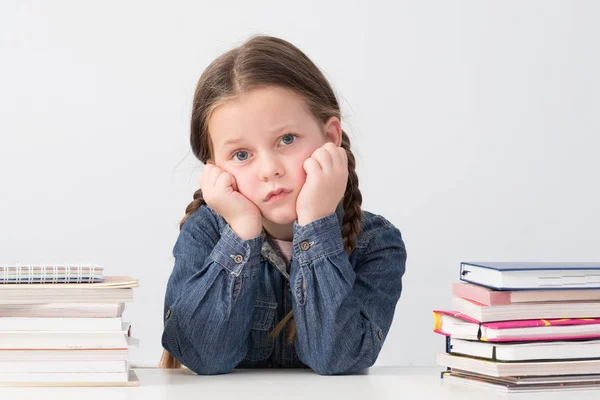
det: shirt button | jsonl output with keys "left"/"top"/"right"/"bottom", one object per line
{"left": 232, "top": 255, "right": 244, "bottom": 264}
{"left": 300, "top": 241, "right": 312, "bottom": 251}
{"left": 165, "top": 308, "right": 172, "bottom": 320}
{"left": 377, "top": 329, "right": 383, "bottom": 340}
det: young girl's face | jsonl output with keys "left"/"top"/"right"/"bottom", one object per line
{"left": 208, "top": 86, "right": 340, "bottom": 229}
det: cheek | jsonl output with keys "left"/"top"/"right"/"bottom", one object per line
{"left": 291, "top": 155, "right": 309, "bottom": 184}
{"left": 229, "top": 170, "right": 250, "bottom": 192}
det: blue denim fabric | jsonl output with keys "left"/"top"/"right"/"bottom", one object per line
{"left": 161, "top": 204, "right": 407, "bottom": 375}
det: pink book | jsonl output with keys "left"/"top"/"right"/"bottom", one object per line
{"left": 452, "top": 281, "right": 600, "bottom": 306}
{"left": 433, "top": 309, "right": 600, "bottom": 342}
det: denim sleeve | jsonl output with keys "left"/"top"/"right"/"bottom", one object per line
{"left": 290, "top": 212, "right": 407, "bottom": 375}
{"left": 161, "top": 206, "right": 264, "bottom": 375}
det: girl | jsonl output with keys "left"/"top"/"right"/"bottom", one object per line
{"left": 159, "top": 35, "right": 407, "bottom": 375}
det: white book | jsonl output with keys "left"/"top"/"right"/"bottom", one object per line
{"left": 452, "top": 295, "right": 600, "bottom": 322}
{"left": 438, "top": 353, "right": 600, "bottom": 377}
{"left": 0, "top": 360, "right": 127, "bottom": 373}
{"left": 449, "top": 338, "right": 600, "bottom": 362}
{"left": 460, "top": 262, "right": 600, "bottom": 290}
{"left": 0, "top": 349, "right": 128, "bottom": 361}
{"left": 0, "top": 371, "right": 130, "bottom": 383}
{"left": 0, "top": 276, "right": 137, "bottom": 289}
{"left": 0, "top": 289, "right": 134, "bottom": 304}
{"left": 0, "top": 303, "right": 125, "bottom": 318}
{"left": 0, "top": 317, "right": 123, "bottom": 331}
{"left": 0, "top": 329, "right": 130, "bottom": 349}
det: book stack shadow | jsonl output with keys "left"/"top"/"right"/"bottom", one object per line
{"left": 433, "top": 261, "right": 600, "bottom": 393}
{"left": 0, "top": 264, "right": 139, "bottom": 386}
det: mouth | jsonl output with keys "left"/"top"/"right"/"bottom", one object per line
{"left": 265, "top": 188, "right": 292, "bottom": 202}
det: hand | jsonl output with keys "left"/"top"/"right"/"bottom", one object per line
{"left": 296, "top": 142, "right": 348, "bottom": 226}
{"left": 199, "top": 161, "right": 263, "bottom": 240}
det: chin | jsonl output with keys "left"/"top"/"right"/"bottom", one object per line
{"left": 262, "top": 207, "right": 297, "bottom": 225}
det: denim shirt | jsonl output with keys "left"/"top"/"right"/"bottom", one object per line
{"left": 161, "top": 204, "right": 407, "bottom": 375}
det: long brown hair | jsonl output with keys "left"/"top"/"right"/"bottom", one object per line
{"left": 159, "top": 35, "right": 363, "bottom": 369}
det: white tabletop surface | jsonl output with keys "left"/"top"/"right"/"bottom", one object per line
{"left": 1, "top": 367, "right": 600, "bottom": 399}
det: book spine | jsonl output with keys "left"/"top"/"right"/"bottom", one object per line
{"left": 452, "top": 282, "right": 512, "bottom": 306}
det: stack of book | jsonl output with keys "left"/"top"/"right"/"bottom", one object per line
{"left": 433, "top": 261, "right": 600, "bottom": 393}
{"left": 0, "top": 264, "right": 139, "bottom": 386}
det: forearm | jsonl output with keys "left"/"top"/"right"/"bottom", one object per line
{"left": 290, "top": 212, "right": 405, "bottom": 375}
{"left": 162, "top": 224, "right": 265, "bottom": 374}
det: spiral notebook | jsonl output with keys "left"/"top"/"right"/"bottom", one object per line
{"left": 0, "top": 264, "right": 104, "bottom": 284}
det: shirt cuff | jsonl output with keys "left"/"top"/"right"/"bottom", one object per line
{"left": 292, "top": 212, "right": 345, "bottom": 266}
{"left": 212, "top": 224, "right": 264, "bottom": 276}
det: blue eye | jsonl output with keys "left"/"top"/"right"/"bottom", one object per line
{"left": 233, "top": 151, "right": 249, "bottom": 161}
{"left": 281, "top": 134, "right": 297, "bottom": 145}
{"left": 231, "top": 134, "right": 296, "bottom": 162}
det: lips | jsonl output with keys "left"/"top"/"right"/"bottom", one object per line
{"left": 265, "top": 188, "right": 291, "bottom": 201}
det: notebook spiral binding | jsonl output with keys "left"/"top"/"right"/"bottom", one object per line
{"left": 0, "top": 264, "right": 103, "bottom": 284}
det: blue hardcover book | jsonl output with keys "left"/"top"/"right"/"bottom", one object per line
{"left": 459, "top": 262, "right": 600, "bottom": 291}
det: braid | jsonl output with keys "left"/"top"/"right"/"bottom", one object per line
{"left": 159, "top": 188, "right": 207, "bottom": 369}
{"left": 340, "top": 130, "right": 363, "bottom": 255}
{"left": 270, "top": 130, "right": 363, "bottom": 344}
{"left": 179, "top": 188, "right": 207, "bottom": 230}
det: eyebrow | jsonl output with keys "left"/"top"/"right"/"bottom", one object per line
{"left": 221, "top": 125, "right": 297, "bottom": 148}
{"left": 222, "top": 137, "right": 245, "bottom": 148}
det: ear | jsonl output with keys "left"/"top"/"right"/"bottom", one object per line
{"left": 323, "top": 117, "right": 343, "bottom": 147}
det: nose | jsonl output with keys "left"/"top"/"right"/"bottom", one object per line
{"left": 259, "top": 155, "right": 284, "bottom": 181}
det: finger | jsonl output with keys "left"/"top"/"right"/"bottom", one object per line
{"left": 214, "top": 171, "right": 233, "bottom": 192}
{"left": 334, "top": 147, "right": 347, "bottom": 170}
{"left": 303, "top": 157, "right": 321, "bottom": 177}
{"left": 311, "top": 147, "right": 333, "bottom": 173}
{"left": 326, "top": 145, "right": 343, "bottom": 168}
{"left": 230, "top": 173, "right": 238, "bottom": 191}
{"left": 208, "top": 165, "right": 222, "bottom": 189}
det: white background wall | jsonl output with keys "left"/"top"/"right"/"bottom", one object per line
{"left": 1, "top": 1, "right": 599, "bottom": 367}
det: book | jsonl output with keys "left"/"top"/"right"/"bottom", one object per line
{"left": 447, "top": 337, "right": 600, "bottom": 362}
{"left": 0, "top": 264, "right": 104, "bottom": 283}
{"left": 0, "top": 371, "right": 130, "bottom": 383}
{"left": 452, "top": 281, "right": 600, "bottom": 306}
{"left": 459, "top": 262, "right": 600, "bottom": 290}
{"left": 0, "top": 276, "right": 138, "bottom": 289}
{"left": 0, "top": 303, "right": 125, "bottom": 318}
{"left": 0, "top": 317, "right": 123, "bottom": 331}
{"left": 451, "top": 296, "right": 600, "bottom": 323}
{"left": 0, "top": 328, "right": 130, "bottom": 349}
{"left": 437, "top": 352, "right": 600, "bottom": 377}
{"left": 0, "top": 369, "right": 139, "bottom": 386}
{"left": 433, "top": 310, "right": 600, "bottom": 341}
{"left": 0, "top": 276, "right": 137, "bottom": 304}
{"left": 442, "top": 369, "right": 600, "bottom": 393}
{"left": 0, "top": 289, "right": 134, "bottom": 304}
{"left": 0, "top": 349, "right": 128, "bottom": 361}
{"left": 0, "top": 360, "right": 127, "bottom": 373}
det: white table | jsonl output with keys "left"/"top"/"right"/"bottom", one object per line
{"left": 1, "top": 367, "right": 599, "bottom": 399}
